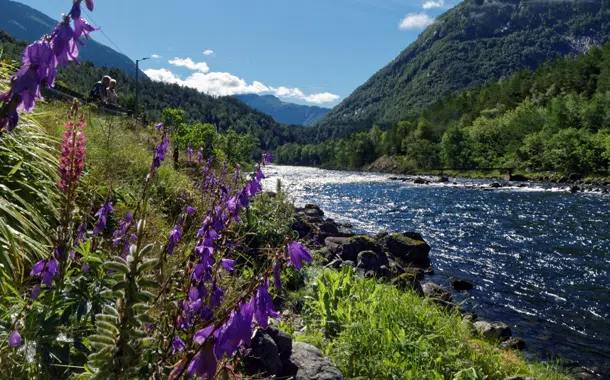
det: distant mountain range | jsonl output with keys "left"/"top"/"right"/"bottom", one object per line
{"left": 235, "top": 94, "right": 330, "bottom": 127}
{"left": 0, "top": 0, "right": 137, "bottom": 75}
{"left": 317, "top": 0, "right": 610, "bottom": 130}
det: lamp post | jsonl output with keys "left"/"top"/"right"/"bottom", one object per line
{"left": 135, "top": 57, "right": 149, "bottom": 123}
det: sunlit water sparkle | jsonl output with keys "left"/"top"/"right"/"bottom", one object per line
{"left": 262, "top": 165, "right": 610, "bottom": 375}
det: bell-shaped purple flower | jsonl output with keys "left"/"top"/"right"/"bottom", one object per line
{"left": 263, "top": 152, "right": 274, "bottom": 165}
{"left": 155, "top": 122, "right": 164, "bottom": 131}
{"left": 186, "top": 205, "right": 196, "bottom": 216}
{"left": 166, "top": 225, "right": 182, "bottom": 255}
{"left": 31, "top": 284, "right": 41, "bottom": 300}
{"left": 30, "top": 260, "right": 45, "bottom": 276}
{"left": 251, "top": 280, "right": 280, "bottom": 329}
{"left": 93, "top": 200, "right": 113, "bottom": 235}
{"left": 214, "top": 302, "right": 253, "bottom": 359}
{"left": 221, "top": 258, "right": 235, "bottom": 272}
{"left": 21, "top": 39, "right": 57, "bottom": 87}
{"left": 193, "top": 325, "right": 215, "bottom": 344}
{"left": 187, "top": 342, "right": 217, "bottom": 380}
{"left": 172, "top": 336, "right": 186, "bottom": 354}
{"left": 69, "top": 2, "right": 82, "bottom": 19}
{"left": 287, "top": 241, "right": 313, "bottom": 271}
{"left": 9, "top": 329, "right": 21, "bottom": 349}
{"left": 50, "top": 23, "right": 79, "bottom": 66}
{"left": 85, "top": 0, "right": 94, "bottom": 11}
{"left": 187, "top": 143, "right": 193, "bottom": 162}
{"left": 74, "top": 17, "right": 98, "bottom": 40}
{"left": 246, "top": 179, "right": 262, "bottom": 197}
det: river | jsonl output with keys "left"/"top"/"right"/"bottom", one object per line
{"left": 262, "top": 165, "right": 610, "bottom": 376}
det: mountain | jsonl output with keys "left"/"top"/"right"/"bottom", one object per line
{"left": 235, "top": 94, "right": 330, "bottom": 127}
{"left": 317, "top": 0, "right": 610, "bottom": 130}
{"left": 0, "top": 0, "right": 137, "bottom": 75}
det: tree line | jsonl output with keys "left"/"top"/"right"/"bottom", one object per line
{"left": 276, "top": 43, "right": 610, "bottom": 175}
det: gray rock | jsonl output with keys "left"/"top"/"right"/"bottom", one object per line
{"left": 304, "top": 204, "right": 324, "bottom": 216}
{"left": 244, "top": 330, "right": 283, "bottom": 376}
{"left": 378, "top": 265, "right": 391, "bottom": 279}
{"left": 490, "top": 182, "right": 501, "bottom": 188}
{"left": 340, "top": 260, "right": 356, "bottom": 268}
{"left": 320, "top": 222, "right": 339, "bottom": 235}
{"left": 265, "top": 327, "right": 292, "bottom": 357}
{"left": 324, "top": 236, "right": 349, "bottom": 250}
{"left": 385, "top": 232, "right": 431, "bottom": 268}
{"left": 337, "top": 235, "right": 382, "bottom": 262}
{"left": 570, "top": 186, "right": 580, "bottom": 193}
{"left": 451, "top": 279, "right": 474, "bottom": 291}
{"left": 500, "top": 337, "right": 526, "bottom": 351}
{"left": 422, "top": 282, "right": 452, "bottom": 302}
{"left": 291, "top": 342, "right": 344, "bottom": 380}
{"left": 357, "top": 250, "right": 389, "bottom": 272}
{"left": 474, "top": 321, "right": 512, "bottom": 342}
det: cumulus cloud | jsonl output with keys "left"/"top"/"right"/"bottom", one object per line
{"left": 168, "top": 57, "right": 210, "bottom": 73}
{"left": 144, "top": 67, "right": 340, "bottom": 104}
{"left": 203, "top": 49, "right": 214, "bottom": 56}
{"left": 422, "top": 0, "right": 444, "bottom": 9}
{"left": 399, "top": 13, "right": 435, "bottom": 30}
{"left": 151, "top": 54, "right": 161, "bottom": 59}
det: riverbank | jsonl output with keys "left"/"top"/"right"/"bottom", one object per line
{"left": 276, "top": 204, "right": 577, "bottom": 379}
{"left": 365, "top": 155, "right": 610, "bottom": 187}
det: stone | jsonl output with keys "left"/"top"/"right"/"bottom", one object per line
{"left": 337, "top": 235, "right": 382, "bottom": 262}
{"left": 490, "top": 182, "right": 501, "bottom": 188}
{"left": 244, "top": 330, "right": 283, "bottom": 376}
{"left": 320, "top": 222, "right": 339, "bottom": 235}
{"left": 473, "top": 321, "right": 512, "bottom": 342}
{"left": 386, "top": 232, "right": 431, "bottom": 268}
{"left": 424, "top": 267, "right": 435, "bottom": 275}
{"left": 304, "top": 204, "right": 324, "bottom": 215}
{"left": 292, "top": 219, "right": 313, "bottom": 238}
{"left": 403, "top": 267, "right": 425, "bottom": 281}
{"left": 357, "top": 250, "right": 389, "bottom": 272}
{"left": 378, "top": 265, "right": 391, "bottom": 279}
{"left": 463, "top": 312, "right": 478, "bottom": 323}
{"left": 504, "top": 174, "right": 528, "bottom": 182}
{"left": 451, "top": 279, "right": 474, "bottom": 291}
{"left": 570, "top": 186, "right": 580, "bottom": 193}
{"left": 325, "top": 259, "right": 343, "bottom": 269}
{"left": 413, "top": 177, "right": 427, "bottom": 184}
{"left": 266, "top": 327, "right": 292, "bottom": 357}
{"left": 500, "top": 337, "right": 526, "bottom": 351}
{"left": 422, "top": 282, "right": 452, "bottom": 302}
{"left": 438, "top": 175, "right": 449, "bottom": 183}
{"left": 290, "top": 342, "right": 344, "bottom": 380}
{"left": 568, "top": 173, "right": 584, "bottom": 181}
{"left": 392, "top": 273, "right": 424, "bottom": 296}
{"left": 387, "top": 259, "right": 406, "bottom": 276}
{"left": 341, "top": 260, "right": 356, "bottom": 268}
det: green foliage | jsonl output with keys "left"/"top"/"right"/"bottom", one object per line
{"left": 316, "top": 0, "right": 610, "bottom": 132}
{"left": 298, "top": 268, "right": 568, "bottom": 380}
{"left": 278, "top": 43, "right": 610, "bottom": 175}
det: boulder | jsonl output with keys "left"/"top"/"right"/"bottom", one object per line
{"left": 324, "top": 237, "right": 349, "bottom": 255}
{"left": 570, "top": 186, "right": 580, "bottom": 193}
{"left": 265, "top": 327, "right": 292, "bottom": 358}
{"left": 403, "top": 267, "right": 425, "bottom": 282}
{"left": 290, "top": 342, "right": 344, "bottom": 380}
{"left": 378, "top": 265, "right": 391, "bottom": 279}
{"left": 337, "top": 235, "right": 382, "bottom": 262}
{"left": 320, "top": 222, "right": 340, "bottom": 235}
{"left": 490, "top": 182, "right": 501, "bottom": 188}
{"left": 500, "top": 337, "right": 526, "bottom": 351}
{"left": 438, "top": 176, "right": 449, "bottom": 183}
{"left": 292, "top": 219, "right": 313, "bottom": 238}
{"left": 568, "top": 173, "right": 583, "bottom": 181}
{"left": 473, "top": 321, "right": 512, "bottom": 342}
{"left": 392, "top": 273, "right": 424, "bottom": 296}
{"left": 357, "top": 250, "right": 389, "bottom": 272}
{"left": 244, "top": 330, "right": 283, "bottom": 376}
{"left": 451, "top": 279, "right": 474, "bottom": 291}
{"left": 304, "top": 204, "right": 324, "bottom": 215}
{"left": 387, "top": 259, "right": 406, "bottom": 276}
{"left": 413, "top": 177, "right": 427, "bottom": 184}
{"left": 421, "top": 282, "right": 452, "bottom": 302}
{"left": 504, "top": 174, "right": 528, "bottom": 182}
{"left": 385, "top": 232, "right": 431, "bottom": 268}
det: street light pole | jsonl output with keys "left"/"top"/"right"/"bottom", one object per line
{"left": 135, "top": 57, "right": 149, "bottom": 124}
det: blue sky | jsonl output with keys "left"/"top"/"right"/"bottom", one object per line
{"left": 19, "top": 0, "right": 458, "bottom": 106}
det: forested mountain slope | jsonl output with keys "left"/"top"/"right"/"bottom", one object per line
{"left": 235, "top": 94, "right": 329, "bottom": 127}
{"left": 317, "top": 0, "right": 610, "bottom": 132}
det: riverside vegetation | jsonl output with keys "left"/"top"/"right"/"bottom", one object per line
{"left": 275, "top": 43, "right": 610, "bottom": 178}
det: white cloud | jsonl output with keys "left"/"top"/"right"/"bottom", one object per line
{"left": 399, "top": 13, "right": 435, "bottom": 30}
{"left": 303, "top": 92, "right": 341, "bottom": 104}
{"left": 143, "top": 68, "right": 340, "bottom": 104}
{"left": 203, "top": 49, "right": 214, "bottom": 56}
{"left": 422, "top": 0, "right": 443, "bottom": 9}
{"left": 151, "top": 54, "right": 161, "bottom": 59}
{"left": 168, "top": 57, "right": 210, "bottom": 73}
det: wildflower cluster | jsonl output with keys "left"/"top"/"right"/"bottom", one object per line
{"left": 58, "top": 112, "right": 87, "bottom": 194}
{"left": 0, "top": 0, "right": 97, "bottom": 131}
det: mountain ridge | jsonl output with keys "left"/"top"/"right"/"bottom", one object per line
{"left": 235, "top": 94, "right": 330, "bottom": 127}
{"left": 0, "top": 0, "right": 137, "bottom": 75}
{"left": 316, "top": 0, "right": 610, "bottom": 130}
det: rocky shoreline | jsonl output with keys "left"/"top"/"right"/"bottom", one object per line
{"left": 283, "top": 203, "right": 601, "bottom": 380}
{"left": 387, "top": 174, "right": 610, "bottom": 195}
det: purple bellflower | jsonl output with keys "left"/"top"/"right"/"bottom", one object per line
{"left": 85, "top": 0, "right": 94, "bottom": 11}
{"left": 187, "top": 143, "right": 193, "bottom": 162}
{"left": 9, "top": 329, "right": 21, "bottom": 349}
{"left": 172, "top": 336, "right": 186, "bottom": 354}
{"left": 251, "top": 279, "right": 280, "bottom": 329}
{"left": 287, "top": 241, "right": 313, "bottom": 271}
{"left": 263, "top": 152, "right": 274, "bottom": 165}
{"left": 167, "top": 225, "right": 182, "bottom": 255}
{"left": 187, "top": 342, "right": 217, "bottom": 380}
{"left": 93, "top": 199, "right": 114, "bottom": 235}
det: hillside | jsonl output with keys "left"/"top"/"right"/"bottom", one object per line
{"left": 0, "top": 30, "right": 309, "bottom": 152}
{"left": 0, "top": 0, "right": 137, "bottom": 75}
{"left": 317, "top": 0, "right": 610, "bottom": 131}
{"left": 235, "top": 94, "right": 329, "bottom": 127}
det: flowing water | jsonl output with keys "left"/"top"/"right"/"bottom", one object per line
{"left": 262, "top": 165, "right": 610, "bottom": 376}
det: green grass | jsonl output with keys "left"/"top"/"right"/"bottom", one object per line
{"left": 292, "top": 267, "right": 568, "bottom": 380}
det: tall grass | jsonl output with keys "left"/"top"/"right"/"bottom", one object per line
{"left": 296, "top": 267, "right": 569, "bottom": 380}
{"left": 0, "top": 75, "right": 60, "bottom": 286}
